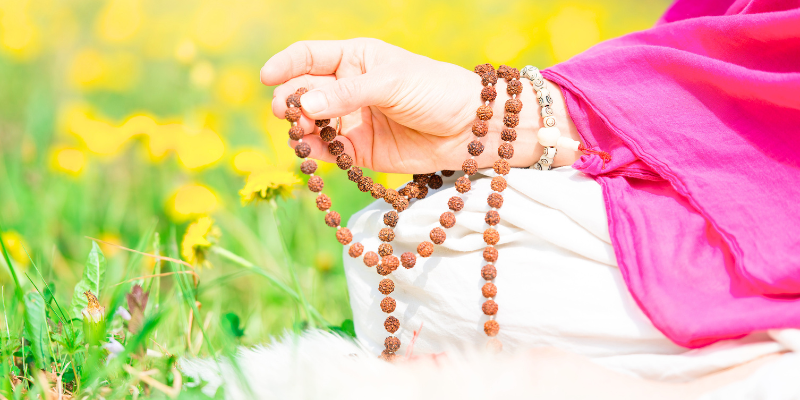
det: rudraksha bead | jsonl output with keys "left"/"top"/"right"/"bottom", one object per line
{"left": 377, "top": 263, "right": 392, "bottom": 276}
{"left": 300, "top": 159, "right": 317, "bottom": 175}
{"left": 336, "top": 227, "right": 352, "bottom": 245}
{"left": 507, "top": 79, "right": 523, "bottom": 95}
{"left": 316, "top": 194, "right": 331, "bottom": 211}
{"left": 482, "top": 300, "right": 498, "bottom": 315}
{"left": 384, "top": 189, "right": 399, "bottom": 205}
{"left": 384, "top": 316, "right": 399, "bottom": 333}
{"left": 379, "top": 349, "right": 398, "bottom": 362}
{"left": 385, "top": 336, "right": 401, "bottom": 352}
{"left": 430, "top": 227, "right": 446, "bottom": 245}
{"left": 484, "top": 228, "right": 499, "bottom": 245}
{"left": 320, "top": 126, "right": 337, "bottom": 142}
{"left": 295, "top": 87, "right": 309, "bottom": 95}
{"left": 448, "top": 196, "right": 464, "bottom": 211}
{"left": 295, "top": 142, "right": 311, "bottom": 158}
{"left": 481, "top": 264, "right": 497, "bottom": 280}
{"left": 493, "top": 159, "right": 510, "bottom": 175}
{"left": 336, "top": 154, "right": 353, "bottom": 170}
{"left": 371, "top": 183, "right": 387, "bottom": 199}
{"left": 474, "top": 63, "right": 493, "bottom": 75}
{"left": 401, "top": 252, "right": 416, "bottom": 269}
{"left": 505, "top": 99, "right": 522, "bottom": 114}
{"left": 472, "top": 120, "right": 488, "bottom": 137}
{"left": 379, "top": 279, "right": 395, "bottom": 295}
{"left": 380, "top": 297, "right": 396, "bottom": 313}
{"left": 484, "top": 320, "right": 500, "bottom": 337}
{"left": 491, "top": 176, "right": 507, "bottom": 192}
{"left": 481, "top": 69, "right": 498, "bottom": 86}
{"left": 286, "top": 93, "right": 302, "bottom": 107}
{"left": 412, "top": 174, "right": 429, "bottom": 186}
{"left": 326, "top": 211, "right": 341, "bottom": 228}
{"left": 428, "top": 174, "right": 443, "bottom": 189}
{"left": 405, "top": 183, "right": 419, "bottom": 199}
{"left": 364, "top": 251, "right": 379, "bottom": 267}
{"left": 488, "top": 193, "right": 504, "bottom": 208}
{"left": 417, "top": 241, "right": 434, "bottom": 257}
{"left": 468, "top": 140, "right": 485, "bottom": 156}
{"left": 476, "top": 105, "right": 493, "bottom": 120}
{"left": 392, "top": 197, "right": 409, "bottom": 212}
{"left": 416, "top": 185, "right": 428, "bottom": 199}
{"left": 382, "top": 255, "right": 399, "bottom": 271}
{"left": 482, "top": 282, "right": 497, "bottom": 298}
{"left": 440, "top": 212, "right": 456, "bottom": 228}
{"left": 498, "top": 143, "right": 514, "bottom": 159}
{"left": 307, "top": 176, "right": 324, "bottom": 192}
{"left": 383, "top": 211, "right": 399, "bottom": 227}
{"left": 500, "top": 128, "right": 516, "bottom": 142}
{"left": 505, "top": 67, "right": 520, "bottom": 80}
{"left": 348, "top": 242, "right": 364, "bottom": 258}
{"left": 315, "top": 119, "right": 330, "bottom": 128}
{"left": 503, "top": 113, "right": 519, "bottom": 128}
{"left": 497, "top": 64, "right": 509, "bottom": 79}
{"left": 398, "top": 186, "right": 408, "bottom": 198}
{"left": 455, "top": 176, "right": 471, "bottom": 193}
{"left": 483, "top": 247, "right": 498, "bottom": 262}
{"left": 481, "top": 86, "right": 497, "bottom": 102}
{"left": 348, "top": 166, "right": 362, "bottom": 182}
{"left": 285, "top": 107, "right": 302, "bottom": 122}
{"left": 378, "top": 243, "right": 393, "bottom": 257}
{"left": 357, "top": 176, "right": 374, "bottom": 192}
{"left": 441, "top": 170, "right": 455, "bottom": 177}
{"left": 486, "top": 338, "right": 503, "bottom": 353}
{"left": 462, "top": 159, "right": 478, "bottom": 176}
{"left": 485, "top": 210, "right": 500, "bottom": 226}
{"left": 328, "top": 140, "right": 344, "bottom": 156}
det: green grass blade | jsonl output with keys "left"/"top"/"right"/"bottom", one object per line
{"left": 23, "top": 291, "right": 51, "bottom": 369}
{"left": 71, "top": 241, "right": 107, "bottom": 319}
{"left": 0, "top": 220, "right": 24, "bottom": 303}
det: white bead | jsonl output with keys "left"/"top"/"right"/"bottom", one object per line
{"left": 537, "top": 127, "right": 561, "bottom": 147}
{"left": 557, "top": 137, "right": 581, "bottom": 152}
{"left": 540, "top": 88, "right": 550, "bottom": 97}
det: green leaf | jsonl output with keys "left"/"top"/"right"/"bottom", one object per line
{"left": 221, "top": 313, "right": 245, "bottom": 339}
{"left": 23, "top": 291, "right": 51, "bottom": 369}
{"left": 71, "top": 242, "right": 107, "bottom": 319}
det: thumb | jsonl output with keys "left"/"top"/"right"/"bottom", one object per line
{"left": 299, "top": 73, "right": 388, "bottom": 118}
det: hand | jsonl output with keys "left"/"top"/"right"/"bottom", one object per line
{"left": 262, "top": 38, "right": 581, "bottom": 174}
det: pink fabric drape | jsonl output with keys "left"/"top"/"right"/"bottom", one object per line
{"left": 543, "top": 0, "right": 800, "bottom": 348}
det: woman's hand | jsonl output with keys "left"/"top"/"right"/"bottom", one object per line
{"left": 262, "top": 38, "right": 581, "bottom": 174}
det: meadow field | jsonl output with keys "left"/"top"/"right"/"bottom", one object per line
{"left": 0, "top": 0, "right": 669, "bottom": 397}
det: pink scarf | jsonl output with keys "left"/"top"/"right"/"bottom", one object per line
{"left": 544, "top": 0, "right": 800, "bottom": 348}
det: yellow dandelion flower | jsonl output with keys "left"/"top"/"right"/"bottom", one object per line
{"left": 239, "top": 167, "right": 301, "bottom": 204}
{"left": 181, "top": 217, "right": 220, "bottom": 267}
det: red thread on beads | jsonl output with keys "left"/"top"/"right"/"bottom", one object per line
{"left": 578, "top": 143, "right": 612, "bottom": 169}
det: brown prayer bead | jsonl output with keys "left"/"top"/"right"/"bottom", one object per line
{"left": 320, "top": 126, "right": 337, "bottom": 142}
{"left": 491, "top": 176, "right": 507, "bottom": 192}
{"left": 416, "top": 185, "right": 428, "bottom": 199}
{"left": 428, "top": 174, "right": 443, "bottom": 189}
{"left": 382, "top": 255, "right": 399, "bottom": 271}
{"left": 483, "top": 247, "right": 498, "bottom": 262}
{"left": 401, "top": 252, "right": 416, "bottom": 269}
{"left": 481, "top": 86, "right": 497, "bottom": 102}
{"left": 315, "top": 194, "right": 331, "bottom": 211}
{"left": 295, "top": 142, "right": 311, "bottom": 158}
{"left": 498, "top": 143, "right": 514, "bottom": 159}
{"left": 295, "top": 87, "right": 308, "bottom": 95}
{"left": 336, "top": 227, "right": 352, "bottom": 245}
{"left": 441, "top": 170, "right": 455, "bottom": 177}
{"left": 507, "top": 79, "right": 523, "bottom": 95}
{"left": 371, "top": 183, "right": 387, "bottom": 199}
{"left": 484, "top": 228, "right": 499, "bottom": 245}
{"left": 336, "top": 154, "right": 353, "bottom": 170}
{"left": 482, "top": 300, "right": 498, "bottom": 315}
{"left": 363, "top": 251, "right": 379, "bottom": 267}
{"left": 493, "top": 159, "right": 510, "bottom": 175}
{"left": 503, "top": 113, "right": 519, "bottom": 128}
{"left": 468, "top": 140, "right": 485, "bottom": 156}
{"left": 384, "top": 316, "right": 399, "bottom": 333}
{"left": 348, "top": 243, "right": 364, "bottom": 258}
{"left": 430, "top": 227, "right": 446, "bottom": 245}
{"left": 385, "top": 336, "right": 401, "bottom": 352}
{"left": 393, "top": 197, "right": 409, "bottom": 212}
{"left": 326, "top": 211, "right": 341, "bottom": 228}
{"left": 384, "top": 189, "right": 399, "bottom": 205}
{"left": 379, "top": 349, "right": 398, "bottom": 362}
{"left": 380, "top": 297, "right": 396, "bottom": 313}
{"left": 474, "top": 63, "right": 493, "bottom": 75}
{"left": 476, "top": 105, "right": 493, "bottom": 120}
{"left": 472, "top": 120, "right": 488, "bottom": 137}
{"left": 379, "top": 279, "right": 395, "bottom": 295}
{"left": 505, "top": 99, "right": 522, "bottom": 114}
{"left": 315, "top": 119, "right": 330, "bottom": 128}
{"left": 497, "top": 64, "right": 509, "bottom": 79}
{"left": 376, "top": 263, "right": 392, "bottom": 276}
{"left": 500, "top": 128, "right": 517, "bottom": 142}
{"left": 440, "top": 212, "right": 456, "bottom": 228}
{"left": 455, "top": 176, "right": 471, "bottom": 193}
{"left": 285, "top": 107, "right": 302, "bottom": 122}
{"left": 417, "top": 241, "right": 434, "bottom": 257}
{"left": 462, "top": 159, "right": 478, "bottom": 176}
{"left": 488, "top": 193, "right": 504, "bottom": 208}
{"left": 481, "top": 264, "right": 497, "bottom": 280}
{"left": 482, "top": 282, "right": 497, "bottom": 298}
{"left": 484, "top": 320, "right": 500, "bottom": 337}
{"left": 357, "top": 176, "right": 373, "bottom": 192}
{"left": 383, "top": 211, "right": 399, "bottom": 227}
{"left": 348, "top": 166, "right": 363, "bottom": 182}
{"left": 412, "top": 174, "right": 429, "bottom": 185}
{"left": 378, "top": 243, "right": 393, "bottom": 257}
{"left": 505, "top": 67, "right": 520, "bottom": 80}
{"left": 300, "top": 159, "right": 317, "bottom": 175}
{"left": 485, "top": 210, "right": 500, "bottom": 226}
{"left": 328, "top": 140, "right": 344, "bottom": 156}
{"left": 481, "top": 69, "right": 498, "bottom": 86}
{"left": 286, "top": 94, "right": 301, "bottom": 108}
{"left": 405, "top": 183, "right": 419, "bottom": 199}
{"left": 307, "top": 176, "right": 324, "bottom": 192}
{"left": 448, "top": 196, "right": 464, "bottom": 212}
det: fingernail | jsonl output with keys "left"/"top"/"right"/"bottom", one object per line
{"left": 301, "top": 91, "right": 327, "bottom": 114}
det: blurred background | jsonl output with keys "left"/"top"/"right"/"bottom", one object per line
{"left": 0, "top": 0, "right": 671, "bottom": 345}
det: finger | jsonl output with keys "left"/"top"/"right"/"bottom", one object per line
{"left": 272, "top": 74, "right": 337, "bottom": 134}
{"left": 261, "top": 39, "right": 372, "bottom": 86}
{"left": 298, "top": 72, "right": 393, "bottom": 119}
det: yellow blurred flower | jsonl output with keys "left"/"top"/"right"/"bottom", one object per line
{"left": 190, "top": 61, "right": 215, "bottom": 88}
{"left": 232, "top": 150, "right": 268, "bottom": 174}
{"left": 173, "top": 184, "right": 218, "bottom": 216}
{"left": 175, "top": 39, "right": 196, "bottom": 63}
{"left": 176, "top": 128, "right": 225, "bottom": 169}
{"left": 240, "top": 167, "right": 301, "bottom": 204}
{"left": 54, "top": 148, "right": 86, "bottom": 173}
{"left": 68, "top": 49, "right": 140, "bottom": 91}
{"left": 181, "top": 217, "right": 220, "bottom": 267}
{"left": 1, "top": 231, "right": 30, "bottom": 268}
{"left": 0, "top": 0, "right": 39, "bottom": 57}
{"left": 96, "top": 0, "right": 142, "bottom": 42}
{"left": 193, "top": 2, "right": 239, "bottom": 50}
{"left": 217, "top": 66, "right": 256, "bottom": 105}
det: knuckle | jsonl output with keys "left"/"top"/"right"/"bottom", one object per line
{"left": 333, "top": 79, "right": 360, "bottom": 105}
